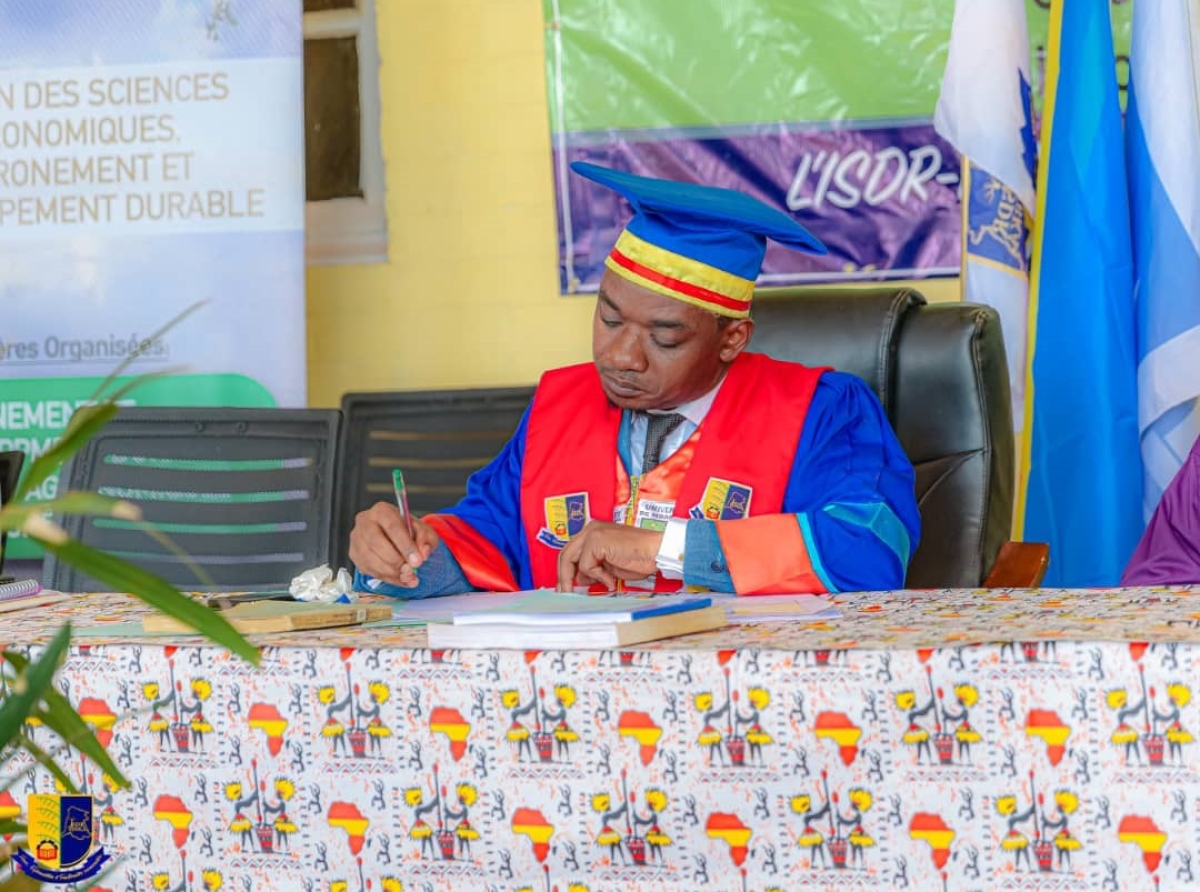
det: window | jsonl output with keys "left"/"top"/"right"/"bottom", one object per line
{"left": 303, "top": 0, "right": 387, "bottom": 265}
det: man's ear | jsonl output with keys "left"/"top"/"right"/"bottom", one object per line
{"left": 718, "top": 318, "right": 754, "bottom": 363}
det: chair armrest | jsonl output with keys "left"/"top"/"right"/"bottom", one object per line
{"left": 982, "top": 542, "right": 1050, "bottom": 588}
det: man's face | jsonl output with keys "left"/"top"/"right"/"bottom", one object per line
{"left": 592, "top": 270, "right": 752, "bottom": 411}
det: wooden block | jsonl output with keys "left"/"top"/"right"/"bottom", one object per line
{"left": 983, "top": 541, "right": 1051, "bottom": 588}
{"left": 143, "top": 600, "right": 393, "bottom": 635}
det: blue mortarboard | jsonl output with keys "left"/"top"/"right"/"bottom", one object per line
{"left": 571, "top": 161, "right": 826, "bottom": 317}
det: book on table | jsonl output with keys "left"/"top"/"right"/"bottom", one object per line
{"left": 426, "top": 590, "right": 727, "bottom": 650}
{"left": 0, "top": 579, "right": 72, "bottom": 613}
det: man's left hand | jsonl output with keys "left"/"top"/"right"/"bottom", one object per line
{"left": 557, "top": 521, "right": 663, "bottom": 591}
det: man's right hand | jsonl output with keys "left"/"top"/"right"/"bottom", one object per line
{"left": 348, "top": 502, "right": 441, "bottom": 588}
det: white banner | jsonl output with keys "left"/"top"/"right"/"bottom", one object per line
{"left": 0, "top": 1, "right": 306, "bottom": 557}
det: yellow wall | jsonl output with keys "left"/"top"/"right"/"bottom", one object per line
{"left": 304, "top": 0, "right": 960, "bottom": 408}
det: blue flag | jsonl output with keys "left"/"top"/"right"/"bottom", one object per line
{"left": 1021, "top": 0, "right": 1142, "bottom": 586}
{"left": 1128, "top": 2, "right": 1200, "bottom": 521}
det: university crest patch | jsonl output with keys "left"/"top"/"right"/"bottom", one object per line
{"left": 15, "top": 793, "right": 109, "bottom": 883}
{"left": 690, "top": 478, "right": 753, "bottom": 521}
{"left": 537, "top": 492, "right": 590, "bottom": 549}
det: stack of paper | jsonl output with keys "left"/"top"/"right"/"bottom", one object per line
{"left": 426, "top": 591, "right": 726, "bottom": 650}
{"left": 706, "top": 593, "right": 841, "bottom": 624}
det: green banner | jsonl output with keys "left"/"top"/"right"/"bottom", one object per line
{"left": 547, "top": 1, "right": 1131, "bottom": 131}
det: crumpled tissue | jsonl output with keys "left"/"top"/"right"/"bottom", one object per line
{"left": 290, "top": 565, "right": 357, "bottom": 603}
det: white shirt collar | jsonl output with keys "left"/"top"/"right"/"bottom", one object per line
{"left": 646, "top": 373, "right": 725, "bottom": 428}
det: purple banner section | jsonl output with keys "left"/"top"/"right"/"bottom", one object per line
{"left": 554, "top": 121, "right": 963, "bottom": 293}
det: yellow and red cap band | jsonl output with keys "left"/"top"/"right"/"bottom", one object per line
{"left": 605, "top": 230, "right": 755, "bottom": 318}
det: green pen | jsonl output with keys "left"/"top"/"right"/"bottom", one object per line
{"left": 392, "top": 468, "right": 416, "bottom": 540}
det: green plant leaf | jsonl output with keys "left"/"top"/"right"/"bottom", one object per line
{"left": 89, "top": 300, "right": 207, "bottom": 403}
{"left": 0, "top": 626, "right": 72, "bottom": 754}
{"left": 29, "top": 705, "right": 125, "bottom": 790}
{"left": 21, "top": 491, "right": 132, "bottom": 517}
{"left": 37, "top": 539, "right": 259, "bottom": 666}
{"left": 0, "top": 769, "right": 26, "bottom": 796}
{"left": 61, "top": 515, "right": 214, "bottom": 589}
{"left": 4, "top": 652, "right": 127, "bottom": 790}
{"left": 93, "top": 365, "right": 182, "bottom": 407}
{"left": 134, "top": 524, "right": 214, "bottom": 588}
{"left": 17, "top": 733, "right": 77, "bottom": 794}
{"left": 11, "top": 301, "right": 207, "bottom": 504}
{"left": 0, "top": 870, "right": 41, "bottom": 892}
{"left": 0, "top": 492, "right": 135, "bottom": 533}
{"left": 0, "top": 494, "right": 213, "bottom": 588}
{"left": 11, "top": 403, "right": 117, "bottom": 504}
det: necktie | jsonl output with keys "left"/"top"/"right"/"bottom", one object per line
{"left": 642, "top": 412, "right": 687, "bottom": 474}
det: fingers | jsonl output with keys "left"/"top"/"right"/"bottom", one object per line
{"left": 349, "top": 503, "right": 420, "bottom": 585}
{"left": 350, "top": 531, "right": 413, "bottom": 587}
{"left": 412, "top": 518, "right": 441, "bottom": 564}
{"left": 557, "top": 535, "right": 582, "bottom": 592}
{"left": 370, "top": 503, "right": 422, "bottom": 566}
{"left": 557, "top": 527, "right": 619, "bottom": 592}
{"left": 577, "top": 547, "right": 618, "bottom": 591}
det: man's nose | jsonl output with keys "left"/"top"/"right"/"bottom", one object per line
{"left": 607, "top": 328, "right": 647, "bottom": 371}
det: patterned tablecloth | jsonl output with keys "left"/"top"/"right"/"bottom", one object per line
{"left": 5, "top": 585, "right": 1200, "bottom": 892}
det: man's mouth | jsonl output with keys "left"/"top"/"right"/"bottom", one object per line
{"left": 602, "top": 374, "right": 643, "bottom": 398}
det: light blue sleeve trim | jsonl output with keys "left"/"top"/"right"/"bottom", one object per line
{"left": 797, "top": 512, "right": 839, "bottom": 594}
{"left": 823, "top": 501, "right": 912, "bottom": 569}
{"left": 681, "top": 519, "right": 735, "bottom": 590}
{"left": 352, "top": 542, "right": 473, "bottom": 600}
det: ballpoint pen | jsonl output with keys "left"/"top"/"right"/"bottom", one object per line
{"left": 392, "top": 468, "right": 416, "bottom": 541}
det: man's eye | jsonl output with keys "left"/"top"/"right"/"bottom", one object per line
{"left": 602, "top": 318, "right": 621, "bottom": 328}
{"left": 653, "top": 340, "right": 682, "bottom": 350}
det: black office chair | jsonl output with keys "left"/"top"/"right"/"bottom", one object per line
{"left": 752, "top": 287, "right": 1047, "bottom": 588}
{"left": 333, "top": 387, "right": 534, "bottom": 571}
{"left": 43, "top": 408, "right": 341, "bottom": 592}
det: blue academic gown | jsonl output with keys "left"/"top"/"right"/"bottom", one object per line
{"left": 357, "top": 371, "right": 919, "bottom": 598}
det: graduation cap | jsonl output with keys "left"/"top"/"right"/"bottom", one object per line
{"left": 571, "top": 161, "right": 826, "bottom": 318}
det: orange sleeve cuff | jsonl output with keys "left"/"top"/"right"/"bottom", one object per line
{"left": 423, "top": 514, "right": 519, "bottom": 592}
{"left": 715, "top": 514, "right": 827, "bottom": 595}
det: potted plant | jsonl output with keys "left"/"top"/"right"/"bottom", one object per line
{"left": 0, "top": 305, "right": 259, "bottom": 887}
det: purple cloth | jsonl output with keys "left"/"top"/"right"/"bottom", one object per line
{"left": 556, "top": 123, "right": 962, "bottom": 292}
{"left": 1122, "top": 438, "right": 1200, "bottom": 585}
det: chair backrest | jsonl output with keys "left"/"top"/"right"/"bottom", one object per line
{"left": 752, "top": 287, "right": 1015, "bottom": 588}
{"left": 0, "top": 450, "right": 26, "bottom": 574}
{"left": 43, "top": 408, "right": 341, "bottom": 593}
{"left": 333, "top": 387, "right": 535, "bottom": 571}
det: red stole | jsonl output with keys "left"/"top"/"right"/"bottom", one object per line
{"left": 521, "top": 352, "right": 825, "bottom": 590}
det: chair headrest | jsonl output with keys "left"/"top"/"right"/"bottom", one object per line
{"left": 747, "top": 288, "right": 926, "bottom": 412}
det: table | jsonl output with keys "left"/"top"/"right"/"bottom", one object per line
{"left": 5, "top": 585, "right": 1200, "bottom": 891}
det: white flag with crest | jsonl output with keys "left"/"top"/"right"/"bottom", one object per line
{"left": 934, "top": 0, "right": 1037, "bottom": 432}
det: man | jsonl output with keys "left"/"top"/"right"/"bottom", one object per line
{"left": 350, "top": 162, "right": 919, "bottom": 597}
{"left": 1122, "top": 437, "right": 1200, "bottom": 585}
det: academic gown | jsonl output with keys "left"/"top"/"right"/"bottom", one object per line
{"left": 356, "top": 368, "right": 920, "bottom": 597}
{"left": 1123, "top": 437, "right": 1200, "bottom": 585}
